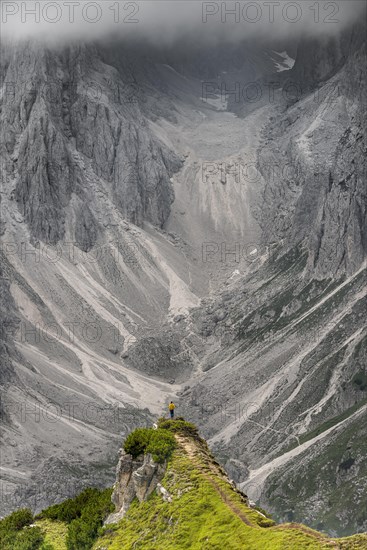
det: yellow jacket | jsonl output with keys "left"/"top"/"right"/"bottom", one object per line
{"left": 169, "top": 403, "right": 175, "bottom": 411}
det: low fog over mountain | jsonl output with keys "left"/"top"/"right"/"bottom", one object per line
{"left": 2, "top": 0, "right": 366, "bottom": 44}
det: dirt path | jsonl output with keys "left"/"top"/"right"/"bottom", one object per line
{"left": 175, "top": 435, "right": 341, "bottom": 548}
{"left": 175, "top": 435, "right": 258, "bottom": 527}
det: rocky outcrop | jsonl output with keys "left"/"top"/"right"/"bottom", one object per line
{"left": 0, "top": 253, "right": 22, "bottom": 421}
{"left": 0, "top": 42, "right": 182, "bottom": 247}
{"left": 258, "top": 22, "right": 366, "bottom": 277}
{"left": 0, "top": 39, "right": 196, "bottom": 518}
{"left": 105, "top": 449, "right": 167, "bottom": 524}
{"left": 290, "top": 21, "right": 366, "bottom": 88}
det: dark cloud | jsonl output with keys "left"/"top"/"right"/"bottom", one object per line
{"left": 1, "top": 1, "right": 365, "bottom": 45}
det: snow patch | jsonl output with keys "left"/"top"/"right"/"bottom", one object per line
{"left": 201, "top": 93, "right": 228, "bottom": 111}
{"left": 270, "top": 50, "right": 295, "bottom": 72}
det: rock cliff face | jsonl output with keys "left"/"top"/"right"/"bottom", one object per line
{"left": 291, "top": 23, "right": 365, "bottom": 88}
{"left": 178, "top": 244, "right": 366, "bottom": 535}
{"left": 1, "top": 42, "right": 181, "bottom": 248}
{"left": 106, "top": 449, "right": 167, "bottom": 524}
{"left": 0, "top": 39, "right": 202, "bottom": 516}
{"left": 174, "top": 24, "right": 367, "bottom": 535}
{"left": 258, "top": 22, "right": 366, "bottom": 277}
{"left": 0, "top": 255, "right": 20, "bottom": 417}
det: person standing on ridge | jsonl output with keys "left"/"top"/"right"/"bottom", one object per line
{"left": 168, "top": 401, "right": 175, "bottom": 419}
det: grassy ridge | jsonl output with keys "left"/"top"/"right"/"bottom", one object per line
{"left": 93, "top": 447, "right": 335, "bottom": 549}
{"left": 91, "top": 422, "right": 366, "bottom": 549}
{"left": 1, "top": 421, "right": 366, "bottom": 549}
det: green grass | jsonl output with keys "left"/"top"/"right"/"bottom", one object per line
{"left": 91, "top": 432, "right": 351, "bottom": 549}
{"left": 37, "top": 519, "right": 68, "bottom": 549}
{"left": 93, "top": 453, "right": 331, "bottom": 549}
{"left": 3, "top": 422, "right": 366, "bottom": 549}
{"left": 157, "top": 417, "right": 199, "bottom": 437}
{"left": 123, "top": 426, "right": 177, "bottom": 463}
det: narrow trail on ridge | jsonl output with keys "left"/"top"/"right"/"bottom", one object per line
{"left": 175, "top": 434, "right": 256, "bottom": 527}
{"left": 175, "top": 434, "right": 342, "bottom": 548}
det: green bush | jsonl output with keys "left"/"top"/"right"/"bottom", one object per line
{"left": 38, "top": 488, "right": 108, "bottom": 524}
{"left": 123, "top": 427, "right": 153, "bottom": 458}
{"left": 146, "top": 430, "right": 176, "bottom": 463}
{"left": 12, "top": 526, "right": 44, "bottom": 550}
{"left": 158, "top": 418, "right": 199, "bottom": 437}
{"left": 40, "top": 500, "right": 79, "bottom": 523}
{"left": 0, "top": 510, "right": 46, "bottom": 550}
{"left": 66, "top": 517, "right": 99, "bottom": 550}
{"left": 0, "top": 508, "right": 33, "bottom": 532}
{"left": 64, "top": 488, "right": 113, "bottom": 550}
{"left": 123, "top": 427, "right": 176, "bottom": 463}
{"left": 38, "top": 488, "right": 113, "bottom": 550}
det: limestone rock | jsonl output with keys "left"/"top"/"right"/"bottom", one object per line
{"left": 105, "top": 449, "right": 167, "bottom": 524}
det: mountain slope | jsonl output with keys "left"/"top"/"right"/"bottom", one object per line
{"left": 0, "top": 19, "right": 366, "bottom": 537}
{"left": 175, "top": 244, "right": 366, "bottom": 533}
{"left": 171, "top": 24, "right": 367, "bottom": 535}
{"left": 0, "top": 39, "right": 274, "bottom": 515}
{"left": 258, "top": 22, "right": 366, "bottom": 277}
{"left": 6, "top": 422, "right": 366, "bottom": 550}
{"left": 94, "top": 430, "right": 362, "bottom": 549}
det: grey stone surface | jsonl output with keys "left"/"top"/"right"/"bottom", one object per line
{"left": 105, "top": 449, "right": 166, "bottom": 524}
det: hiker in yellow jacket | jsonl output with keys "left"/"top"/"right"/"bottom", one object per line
{"left": 169, "top": 401, "right": 175, "bottom": 419}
